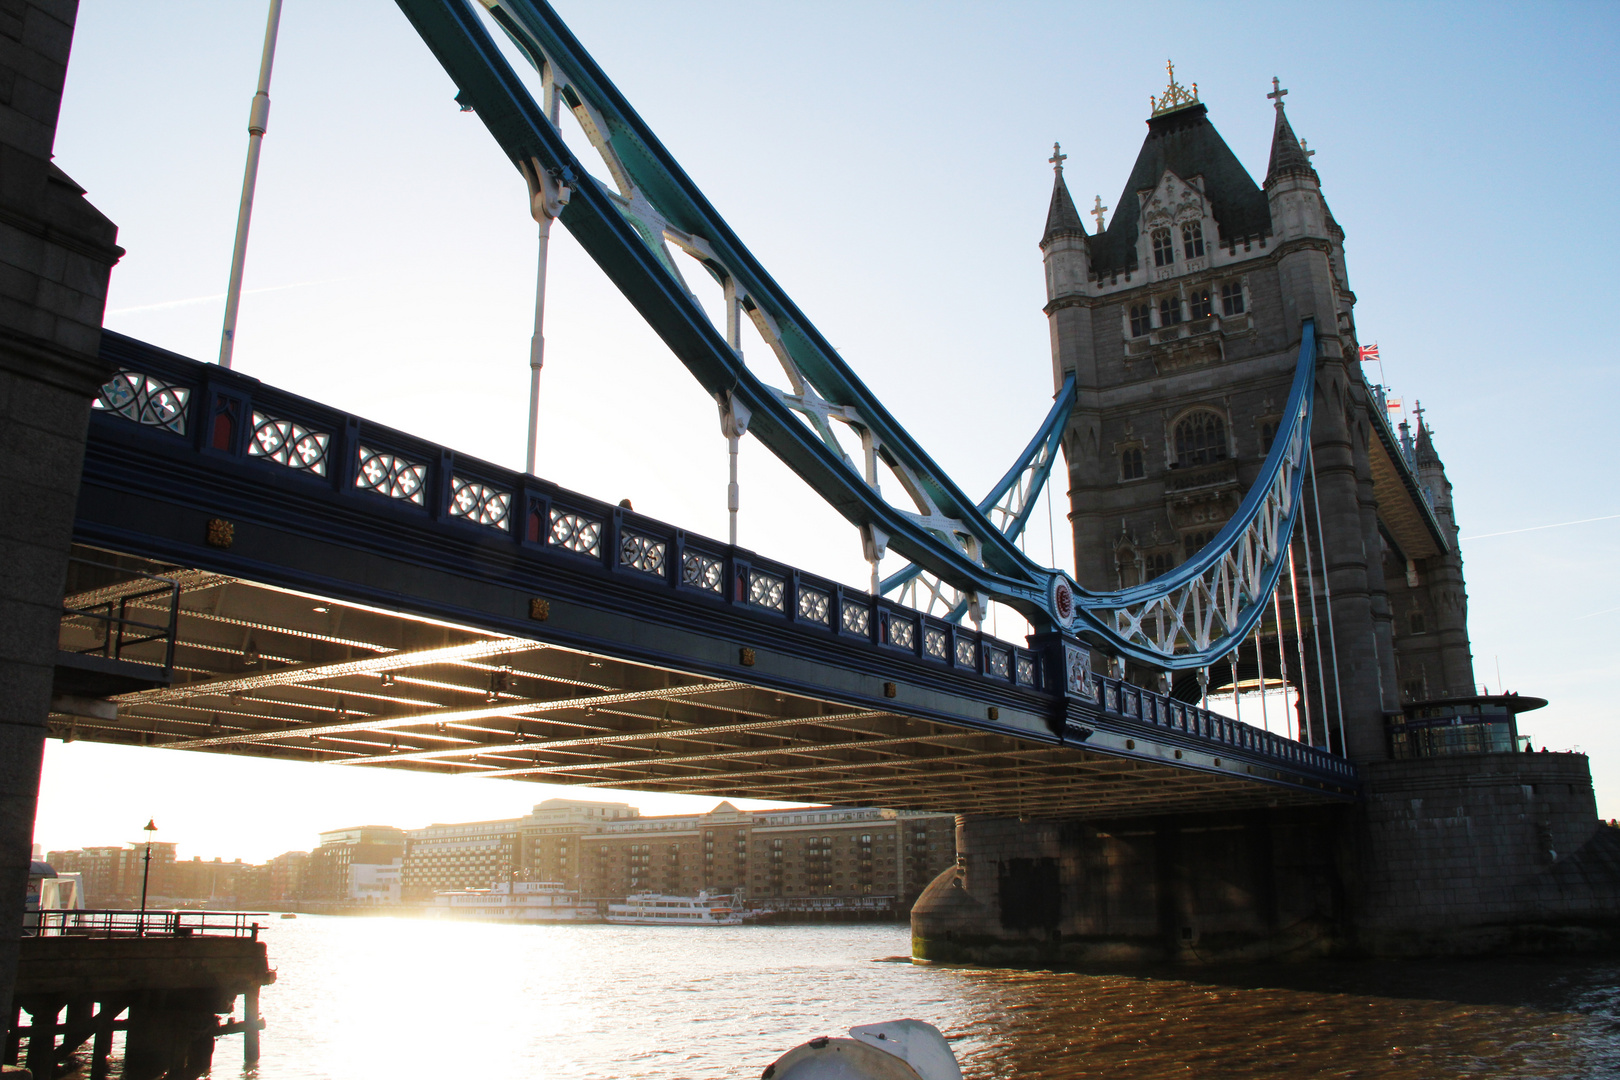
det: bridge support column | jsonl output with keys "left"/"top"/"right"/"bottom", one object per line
{"left": 913, "top": 809, "right": 1348, "bottom": 967}
{"left": 0, "top": 0, "right": 124, "bottom": 1027}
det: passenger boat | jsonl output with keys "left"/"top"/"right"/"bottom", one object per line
{"left": 604, "top": 891, "right": 742, "bottom": 926}
{"left": 433, "top": 880, "right": 599, "bottom": 923}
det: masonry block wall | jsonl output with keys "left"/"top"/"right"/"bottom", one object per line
{"left": 1355, "top": 753, "right": 1618, "bottom": 951}
{"left": 0, "top": 0, "right": 122, "bottom": 1021}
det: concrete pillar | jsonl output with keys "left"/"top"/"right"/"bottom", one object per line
{"left": 0, "top": 0, "right": 124, "bottom": 1025}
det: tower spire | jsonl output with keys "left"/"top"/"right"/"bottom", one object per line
{"left": 1264, "top": 76, "right": 1314, "bottom": 185}
{"left": 1042, "top": 143, "right": 1086, "bottom": 242}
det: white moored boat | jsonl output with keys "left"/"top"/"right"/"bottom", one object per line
{"left": 433, "top": 880, "right": 598, "bottom": 923}
{"left": 605, "top": 891, "right": 742, "bottom": 926}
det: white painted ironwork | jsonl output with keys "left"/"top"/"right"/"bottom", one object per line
{"left": 923, "top": 628, "right": 947, "bottom": 661}
{"left": 619, "top": 531, "right": 666, "bottom": 576}
{"left": 955, "top": 638, "right": 976, "bottom": 669}
{"left": 355, "top": 447, "right": 427, "bottom": 504}
{"left": 449, "top": 477, "right": 511, "bottom": 529}
{"left": 94, "top": 372, "right": 190, "bottom": 435}
{"left": 887, "top": 617, "right": 915, "bottom": 650}
{"left": 796, "top": 587, "right": 830, "bottom": 625}
{"left": 747, "top": 569, "right": 785, "bottom": 611}
{"left": 681, "top": 551, "right": 724, "bottom": 593}
{"left": 839, "top": 601, "right": 870, "bottom": 638}
{"left": 248, "top": 412, "right": 329, "bottom": 475}
{"left": 549, "top": 510, "right": 602, "bottom": 556}
{"left": 986, "top": 648, "right": 1010, "bottom": 680}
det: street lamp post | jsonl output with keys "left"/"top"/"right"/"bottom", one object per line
{"left": 138, "top": 819, "right": 158, "bottom": 921}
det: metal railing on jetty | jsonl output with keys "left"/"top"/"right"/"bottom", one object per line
{"left": 26, "top": 909, "right": 266, "bottom": 939}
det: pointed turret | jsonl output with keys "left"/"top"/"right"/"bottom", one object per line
{"left": 1265, "top": 89, "right": 1315, "bottom": 186}
{"left": 1040, "top": 142, "right": 1089, "bottom": 303}
{"left": 1042, "top": 169, "right": 1086, "bottom": 244}
{"left": 1262, "top": 77, "right": 1329, "bottom": 245}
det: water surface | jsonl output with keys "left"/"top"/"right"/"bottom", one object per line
{"left": 124, "top": 916, "right": 1620, "bottom": 1078}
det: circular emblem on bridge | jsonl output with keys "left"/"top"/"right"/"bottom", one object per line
{"left": 1050, "top": 575, "right": 1076, "bottom": 627}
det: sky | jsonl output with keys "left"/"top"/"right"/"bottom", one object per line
{"left": 33, "top": 0, "right": 1620, "bottom": 862}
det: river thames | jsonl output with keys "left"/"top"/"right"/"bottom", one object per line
{"left": 168, "top": 916, "right": 1620, "bottom": 1078}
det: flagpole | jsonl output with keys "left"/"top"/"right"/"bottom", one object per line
{"left": 219, "top": 0, "right": 285, "bottom": 370}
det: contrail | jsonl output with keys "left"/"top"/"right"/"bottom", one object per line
{"left": 1574, "top": 606, "right": 1620, "bottom": 621}
{"left": 1462, "top": 513, "right": 1620, "bottom": 542}
{"left": 107, "top": 278, "right": 346, "bottom": 316}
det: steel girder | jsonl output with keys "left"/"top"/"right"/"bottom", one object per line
{"left": 390, "top": 0, "right": 1317, "bottom": 669}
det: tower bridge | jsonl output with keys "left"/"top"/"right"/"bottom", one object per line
{"left": 57, "top": 329, "right": 1354, "bottom": 820}
{"left": 3, "top": 5, "right": 1617, "bottom": 1038}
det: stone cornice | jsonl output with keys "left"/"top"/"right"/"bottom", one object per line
{"left": 1044, "top": 236, "right": 1336, "bottom": 312}
{"left": 0, "top": 202, "right": 124, "bottom": 267}
{"left": 0, "top": 324, "right": 116, "bottom": 398}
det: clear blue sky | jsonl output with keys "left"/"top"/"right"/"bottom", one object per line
{"left": 35, "top": 1, "right": 1620, "bottom": 861}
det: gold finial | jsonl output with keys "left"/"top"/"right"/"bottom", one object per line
{"left": 1150, "top": 59, "right": 1200, "bottom": 117}
{"left": 1091, "top": 195, "right": 1108, "bottom": 233}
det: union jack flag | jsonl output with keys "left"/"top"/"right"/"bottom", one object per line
{"left": 1359, "top": 344, "right": 1380, "bottom": 362}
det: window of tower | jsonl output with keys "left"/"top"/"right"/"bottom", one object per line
{"left": 1129, "top": 303, "right": 1152, "bottom": 337}
{"left": 1188, "top": 287, "right": 1213, "bottom": 320}
{"left": 1183, "top": 530, "right": 1215, "bottom": 557}
{"left": 1151, "top": 228, "right": 1174, "bottom": 267}
{"left": 1159, "top": 296, "right": 1183, "bottom": 326}
{"left": 1182, "top": 221, "right": 1204, "bottom": 259}
{"left": 1260, "top": 419, "right": 1279, "bottom": 453}
{"left": 1173, "top": 410, "right": 1227, "bottom": 467}
{"left": 1408, "top": 610, "right": 1427, "bottom": 635}
{"left": 1121, "top": 446, "right": 1144, "bottom": 480}
{"left": 1220, "top": 281, "right": 1246, "bottom": 316}
{"left": 1144, "top": 552, "right": 1172, "bottom": 580}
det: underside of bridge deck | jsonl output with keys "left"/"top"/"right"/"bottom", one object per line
{"left": 50, "top": 546, "right": 1344, "bottom": 819}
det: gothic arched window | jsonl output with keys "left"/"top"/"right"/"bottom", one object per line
{"left": 1159, "top": 295, "right": 1182, "bottom": 326}
{"left": 1151, "top": 228, "right": 1174, "bottom": 267}
{"left": 1220, "top": 280, "right": 1245, "bottom": 316}
{"left": 1182, "top": 221, "right": 1204, "bottom": 259}
{"left": 1188, "top": 286, "right": 1213, "bottom": 319}
{"left": 1121, "top": 446, "right": 1144, "bottom": 480}
{"left": 1173, "top": 410, "right": 1228, "bottom": 467}
{"left": 1129, "top": 303, "right": 1152, "bottom": 337}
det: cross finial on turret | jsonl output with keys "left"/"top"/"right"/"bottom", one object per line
{"left": 1413, "top": 400, "right": 1426, "bottom": 429}
{"left": 1091, "top": 195, "right": 1108, "bottom": 233}
{"left": 1049, "top": 142, "right": 1067, "bottom": 175}
{"left": 1268, "top": 77, "right": 1288, "bottom": 106}
{"left": 1300, "top": 138, "right": 1315, "bottom": 161}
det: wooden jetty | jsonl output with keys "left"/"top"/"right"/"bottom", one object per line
{"left": 5, "top": 910, "right": 272, "bottom": 1080}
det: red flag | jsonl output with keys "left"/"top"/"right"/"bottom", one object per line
{"left": 1359, "top": 344, "right": 1380, "bottom": 362}
{"left": 1385, "top": 397, "right": 1403, "bottom": 411}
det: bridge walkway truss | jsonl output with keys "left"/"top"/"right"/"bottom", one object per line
{"left": 54, "top": 333, "right": 1358, "bottom": 819}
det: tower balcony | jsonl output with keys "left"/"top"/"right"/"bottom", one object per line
{"left": 1123, "top": 310, "right": 1256, "bottom": 366}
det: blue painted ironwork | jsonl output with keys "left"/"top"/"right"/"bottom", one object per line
{"left": 389, "top": 0, "right": 1318, "bottom": 670}
{"left": 77, "top": 331, "right": 1355, "bottom": 795}
{"left": 880, "top": 374, "right": 1075, "bottom": 622}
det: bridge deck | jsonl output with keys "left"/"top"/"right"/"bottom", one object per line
{"left": 54, "top": 334, "right": 1358, "bottom": 819}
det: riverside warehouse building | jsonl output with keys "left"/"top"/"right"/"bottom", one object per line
{"left": 400, "top": 799, "right": 957, "bottom": 909}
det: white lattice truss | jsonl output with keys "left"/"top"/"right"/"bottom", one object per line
{"left": 890, "top": 424, "right": 1064, "bottom": 622}
{"left": 492, "top": 3, "right": 985, "bottom": 589}
{"left": 1100, "top": 395, "right": 1307, "bottom": 660}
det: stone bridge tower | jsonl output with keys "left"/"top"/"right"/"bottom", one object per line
{"left": 912, "top": 68, "right": 1618, "bottom": 966}
{"left": 1042, "top": 69, "right": 1449, "bottom": 763}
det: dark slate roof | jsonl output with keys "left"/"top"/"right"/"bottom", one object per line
{"left": 1265, "top": 103, "right": 1315, "bottom": 185}
{"left": 1088, "top": 103, "right": 1272, "bottom": 275}
{"left": 1041, "top": 171, "right": 1087, "bottom": 245}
